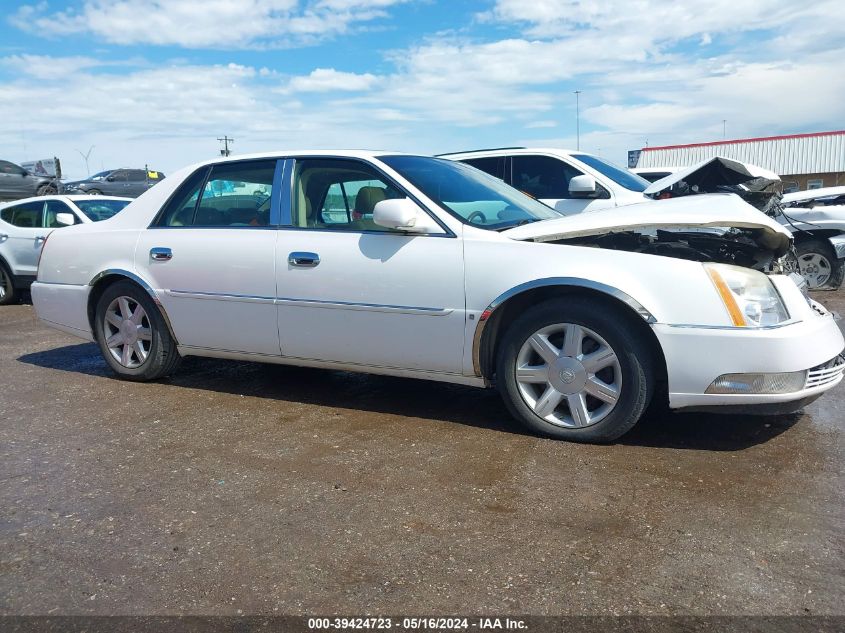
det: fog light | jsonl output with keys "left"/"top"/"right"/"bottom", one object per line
{"left": 706, "top": 371, "right": 807, "bottom": 395}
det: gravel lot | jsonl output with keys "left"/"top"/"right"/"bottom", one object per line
{"left": 1, "top": 292, "right": 844, "bottom": 616}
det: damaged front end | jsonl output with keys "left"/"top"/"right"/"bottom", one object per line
{"left": 503, "top": 193, "right": 797, "bottom": 276}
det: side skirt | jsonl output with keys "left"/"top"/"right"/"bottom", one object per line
{"left": 178, "top": 345, "right": 487, "bottom": 388}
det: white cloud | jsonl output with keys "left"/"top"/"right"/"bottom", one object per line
{"left": 284, "top": 68, "right": 378, "bottom": 92}
{"left": 9, "top": 0, "right": 411, "bottom": 49}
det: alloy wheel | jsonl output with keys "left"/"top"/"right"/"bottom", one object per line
{"left": 515, "top": 322, "right": 622, "bottom": 428}
{"left": 103, "top": 295, "right": 152, "bottom": 368}
{"left": 798, "top": 252, "right": 832, "bottom": 288}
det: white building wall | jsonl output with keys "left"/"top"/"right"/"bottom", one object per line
{"left": 636, "top": 132, "right": 845, "bottom": 175}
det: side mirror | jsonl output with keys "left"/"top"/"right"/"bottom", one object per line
{"left": 569, "top": 174, "right": 597, "bottom": 197}
{"left": 55, "top": 213, "right": 75, "bottom": 226}
{"left": 373, "top": 198, "right": 439, "bottom": 233}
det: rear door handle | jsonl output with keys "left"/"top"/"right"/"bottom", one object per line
{"left": 288, "top": 252, "right": 320, "bottom": 267}
{"left": 150, "top": 247, "right": 172, "bottom": 261}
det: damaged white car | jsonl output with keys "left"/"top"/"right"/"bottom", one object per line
{"left": 32, "top": 152, "right": 845, "bottom": 443}
{"left": 779, "top": 186, "right": 845, "bottom": 289}
{"left": 645, "top": 159, "right": 845, "bottom": 290}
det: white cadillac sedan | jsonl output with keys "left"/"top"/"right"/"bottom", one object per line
{"left": 32, "top": 151, "right": 845, "bottom": 442}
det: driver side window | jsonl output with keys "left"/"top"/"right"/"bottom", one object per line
{"left": 292, "top": 159, "right": 403, "bottom": 232}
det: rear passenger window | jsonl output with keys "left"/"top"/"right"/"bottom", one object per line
{"left": 511, "top": 155, "right": 584, "bottom": 199}
{"left": 155, "top": 160, "right": 275, "bottom": 227}
{"left": 0, "top": 201, "right": 44, "bottom": 227}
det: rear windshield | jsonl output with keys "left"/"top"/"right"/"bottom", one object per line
{"left": 74, "top": 199, "right": 131, "bottom": 221}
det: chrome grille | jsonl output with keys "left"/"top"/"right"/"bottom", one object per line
{"left": 805, "top": 355, "right": 845, "bottom": 389}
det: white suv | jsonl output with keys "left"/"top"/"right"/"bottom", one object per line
{"left": 441, "top": 147, "right": 650, "bottom": 215}
{"left": 0, "top": 195, "right": 132, "bottom": 304}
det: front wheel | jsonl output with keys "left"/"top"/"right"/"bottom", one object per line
{"left": 94, "top": 280, "right": 181, "bottom": 380}
{"left": 0, "top": 261, "right": 17, "bottom": 305}
{"left": 796, "top": 239, "right": 844, "bottom": 289}
{"left": 496, "top": 298, "right": 654, "bottom": 443}
{"left": 36, "top": 184, "right": 57, "bottom": 196}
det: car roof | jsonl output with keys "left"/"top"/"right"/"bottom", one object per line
{"left": 438, "top": 147, "right": 583, "bottom": 159}
{"left": 0, "top": 194, "right": 133, "bottom": 208}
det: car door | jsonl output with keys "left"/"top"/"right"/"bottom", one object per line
{"left": 510, "top": 155, "right": 613, "bottom": 215}
{"left": 274, "top": 157, "right": 466, "bottom": 374}
{"left": 135, "top": 158, "right": 281, "bottom": 356}
{"left": 125, "top": 170, "right": 148, "bottom": 197}
{"left": 103, "top": 170, "right": 128, "bottom": 196}
{"left": 0, "top": 200, "right": 47, "bottom": 276}
{"left": 0, "top": 161, "right": 30, "bottom": 200}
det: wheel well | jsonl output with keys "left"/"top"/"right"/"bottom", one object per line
{"left": 86, "top": 273, "right": 176, "bottom": 343}
{"left": 477, "top": 285, "right": 667, "bottom": 389}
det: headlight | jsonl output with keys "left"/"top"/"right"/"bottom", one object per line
{"left": 704, "top": 263, "right": 790, "bottom": 327}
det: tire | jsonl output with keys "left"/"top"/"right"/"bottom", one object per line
{"left": 36, "top": 184, "right": 57, "bottom": 197}
{"left": 87, "top": 189, "right": 103, "bottom": 196}
{"left": 496, "top": 297, "right": 654, "bottom": 443}
{"left": 796, "top": 239, "right": 844, "bottom": 289}
{"left": 0, "top": 261, "right": 17, "bottom": 305}
{"left": 94, "top": 280, "right": 181, "bottom": 381}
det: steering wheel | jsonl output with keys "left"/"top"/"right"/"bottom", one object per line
{"left": 466, "top": 210, "right": 488, "bottom": 225}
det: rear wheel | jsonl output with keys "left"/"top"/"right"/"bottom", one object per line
{"left": 94, "top": 280, "right": 181, "bottom": 380}
{"left": 796, "top": 239, "right": 844, "bottom": 289}
{"left": 496, "top": 298, "right": 654, "bottom": 443}
{"left": 0, "top": 261, "right": 17, "bottom": 305}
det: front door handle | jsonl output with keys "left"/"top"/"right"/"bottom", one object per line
{"left": 35, "top": 235, "right": 48, "bottom": 242}
{"left": 150, "top": 247, "right": 172, "bottom": 261}
{"left": 288, "top": 252, "right": 320, "bottom": 267}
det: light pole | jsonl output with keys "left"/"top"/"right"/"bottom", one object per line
{"left": 75, "top": 145, "right": 95, "bottom": 177}
{"left": 722, "top": 119, "right": 726, "bottom": 140}
{"left": 574, "top": 90, "right": 581, "bottom": 150}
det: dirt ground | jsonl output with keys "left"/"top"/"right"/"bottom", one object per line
{"left": 1, "top": 291, "right": 843, "bottom": 616}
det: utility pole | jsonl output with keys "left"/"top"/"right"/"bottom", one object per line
{"left": 574, "top": 90, "right": 582, "bottom": 150}
{"left": 75, "top": 145, "right": 95, "bottom": 177}
{"left": 722, "top": 119, "right": 726, "bottom": 140}
{"left": 217, "top": 136, "right": 234, "bottom": 157}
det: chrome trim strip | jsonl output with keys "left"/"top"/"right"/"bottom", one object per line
{"left": 470, "top": 277, "right": 656, "bottom": 377}
{"left": 165, "top": 289, "right": 276, "bottom": 304}
{"left": 665, "top": 319, "right": 803, "bottom": 330}
{"left": 275, "top": 296, "right": 453, "bottom": 316}
{"left": 165, "top": 289, "right": 452, "bottom": 315}
{"left": 88, "top": 269, "right": 178, "bottom": 343}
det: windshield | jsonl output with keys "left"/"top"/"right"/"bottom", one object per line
{"left": 572, "top": 154, "right": 651, "bottom": 192}
{"left": 379, "top": 155, "right": 561, "bottom": 230}
{"left": 74, "top": 199, "right": 131, "bottom": 221}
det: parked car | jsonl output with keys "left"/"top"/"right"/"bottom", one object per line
{"left": 778, "top": 186, "right": 845, "bottom": 290}
{"left": 32, "top": 152, "right": 844, "bottom": 442}
{"left": 62, "top": 168, "right": 165, "bottom": 198}
{"left": 0, "top": 195, "right": 132, "bottom": 304}
{"left": 440, "top": 147, "right": 651, "bottom": 214}
{"left": 0, "top": 159, "right": 61, "bottom": 201}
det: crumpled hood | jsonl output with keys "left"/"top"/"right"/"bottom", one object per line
{"left": 502, "top": 193, "right": 792, "bottom": 253}
{"left": 643, "top": 156, "right": 780, "bottom": 196}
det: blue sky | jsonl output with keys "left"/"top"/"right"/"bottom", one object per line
{"left": 1, "top": 0, "right": 843, "bottom": 179}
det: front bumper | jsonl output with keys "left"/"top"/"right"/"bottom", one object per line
{"left": 655, "top": 310, "right": 845, "bottom": 412}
